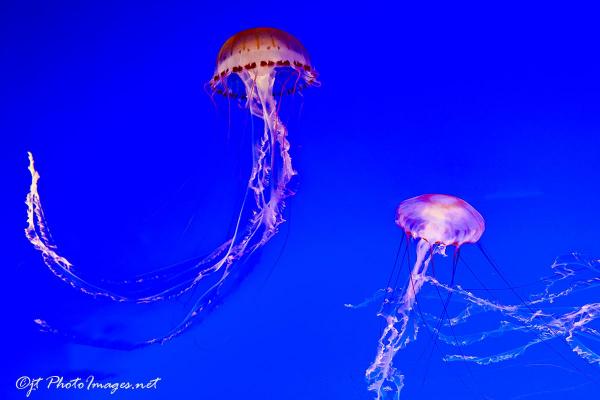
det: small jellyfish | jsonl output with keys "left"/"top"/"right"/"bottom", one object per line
{"left": 24, "top": 27, "right": 318, "bottom": 348}
{"left": 365, "top": 194, "right": 484, "bottom": 397}
{"left": 362, "top": 194, "right": 600, "bottom": 399}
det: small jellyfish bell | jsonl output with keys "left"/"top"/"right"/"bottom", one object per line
{"left": 396, "top": 194, "right": 485, "bottom": 253}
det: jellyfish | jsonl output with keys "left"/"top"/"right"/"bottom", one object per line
{"left": 24, "top": 27, "right": 319, "bottom": 348}
{"left": 357, "top": 194, "right": 600, "bottom": 399}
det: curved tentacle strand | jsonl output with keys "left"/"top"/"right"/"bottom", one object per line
{"left": 24, "top": 62, "right": 306, "bottom": 349}
{"left": 366, "top": 239, "right": 433, "bottom": 400}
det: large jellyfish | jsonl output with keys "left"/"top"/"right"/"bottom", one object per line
{"left": 357, "top": 194, "right": 600, "bottom": 399}
{"left": 24, "top": 27, "right": 318, "bottom": 348}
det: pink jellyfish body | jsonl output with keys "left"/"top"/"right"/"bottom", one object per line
{"left": 367, "top": 194, "right": 485, "bottom": 399}
{"left": 212, "top": 28, "right": 317, "bottom": 98}
{"left": 24, "top": 28, "right": 318, "bottom": 348}
{"left": 364, "top": 194, "right": 600, "bottom": 399}
{"left": 210, "top": 27, "right": 318, "bottom": 234}
{"left": 396, "top": 194, "right": 485, "bottom": 247}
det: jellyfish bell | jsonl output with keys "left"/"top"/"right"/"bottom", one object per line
{"left": 394, "top": 194, "right": 485, "bottom": 284}
{"left": 210, "top": 27, "right": 318, "bottom": 100}
{"left": 396, "top": 194, "right": 485, "bottom": 248}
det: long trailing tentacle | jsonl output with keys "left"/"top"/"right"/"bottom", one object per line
{"left": 426, "top": 253, "right": 600, "bottom": 369}
{"left": 365, "top": 238, "right": 433, "bottom": 400}
{"left": 357, "top": 248, "right": 600, "bottom": 399}
{"left": 25, "top": 68, "right": 299, "bottom": 349}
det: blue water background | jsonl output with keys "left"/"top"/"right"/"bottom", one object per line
{"left": 1, "top": 2, "right": 599, "bottom": 399}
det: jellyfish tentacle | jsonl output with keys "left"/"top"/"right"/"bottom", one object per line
{"left": 366, "top": 238, "right": 432, "bottom": 400}
{"left": 98, "top": 239, "right": 235, "bottom": 293}
{"left": 136, "top": 69, "right": 299, "bottom": 347}
{"left": 24, "top": 68, "right": 295, "bottom": 347}
{"left": 135, "top": 68, "right": 299, "bottom": 346}
{"left": 23, "top": 70, "right": 285, "bottom": 306}
{"left": 24, "top": 27, "right": 318, "bottom": 350}
{"left": 25, "top": 68, "right": 295, "bottom": 348}
{"left": 427, "top": 247, "right": 460, "bottom": 352}
{"left": 363, "top": 195, "right": 599, "bottom": 398}
{"left": 428, "top": 257, "right": 600, "bottom": 370}
{"left": 25, "top": 157, "right": 129, "bottom": 302}
{"left": 25, "top": 152, "right": 243, "bottom": 303}
{"left": 418, "top": 247, "right": 486, "bottom": 399}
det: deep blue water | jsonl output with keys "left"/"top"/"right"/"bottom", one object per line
{"left": 2, "top": 1, "right": 599, "bottom": 399}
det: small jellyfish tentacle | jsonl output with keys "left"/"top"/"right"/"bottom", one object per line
{"left": 417, "top": 247, "right": 486, "bottom": 400}
{"left": 366, "top": 238, "right": 432, "bottom": 400}
{"left": 430, "top": 256, "right": 600, "bottom": 370}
